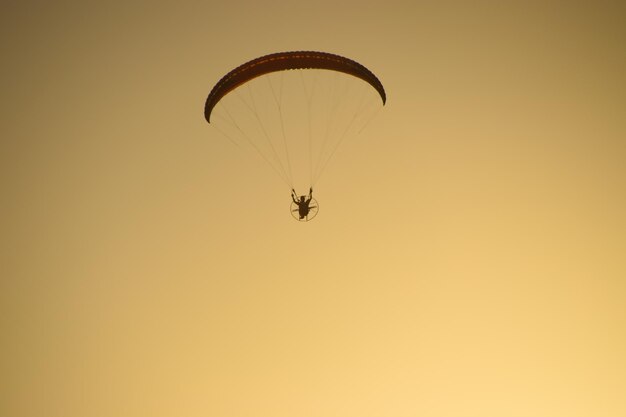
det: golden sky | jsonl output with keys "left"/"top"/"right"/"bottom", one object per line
{"left": 2, "top": 1, "right": 625, "bottom": 416}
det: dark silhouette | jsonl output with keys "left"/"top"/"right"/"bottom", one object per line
{"left": 291, "top": 187, "right": 314, "bottom": 220}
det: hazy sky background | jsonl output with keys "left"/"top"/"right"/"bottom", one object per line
{"left": 2, "top": 1, "right": 625, "bottom": 416}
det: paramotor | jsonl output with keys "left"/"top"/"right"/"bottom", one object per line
{"left": 204, "top": 51, "right": 386, "bottom": 220}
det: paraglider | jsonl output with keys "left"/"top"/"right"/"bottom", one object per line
{"left": 291, "top": 187, "right": 317, "bottom": 221}
{"left": 204, "top": 51, "right": 386, "bottom": 221}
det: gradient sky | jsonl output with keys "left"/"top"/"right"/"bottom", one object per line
{"left": 2, "top": 1, "right": 625, "bottom": 416}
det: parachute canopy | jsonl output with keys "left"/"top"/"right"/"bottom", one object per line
{"left": 205, "top": 51, "right": 386, "bottom": 123}
{"left": 204, "top": 51, "right": 386, "bottom": 191}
